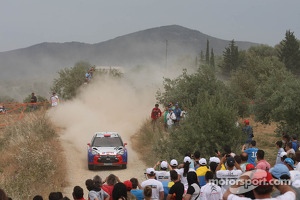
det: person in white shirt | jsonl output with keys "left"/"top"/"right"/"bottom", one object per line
{"left": 216, "top": 155, "right": 242, "bottom": 195}
{"left": 200, "top": 171, "right": 222, "bottom": 200}
{"left": 50, "top": 92, "right": 59, "bottom": 107}
{"left": 141, "top": 168, "right": 164, "bottom": 200}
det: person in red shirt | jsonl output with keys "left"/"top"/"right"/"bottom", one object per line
{"left": 151, "top": 104, "right": 162, "bottom": 130}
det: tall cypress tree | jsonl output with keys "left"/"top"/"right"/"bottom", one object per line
{"left": 278, "top": 30, "right": 300, "bottom": 72}
{"left": 205, "top": 40, "right": 210, "bottom": 65}
{"left": 210, "top": 48, "right": 215, "bottom": 68}
{"left": 220, "top": 40, "right": 239, "bottom": 74}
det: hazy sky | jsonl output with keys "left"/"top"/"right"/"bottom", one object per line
{"left": 0, "top": 0, "right": 299, "bottom": 52}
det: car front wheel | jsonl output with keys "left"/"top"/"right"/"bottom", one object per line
{"left": 88, "top": 164, "right": 95, "bottom": 170}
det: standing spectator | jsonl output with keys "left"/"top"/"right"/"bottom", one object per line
{"left": 88, "top": 175, "right": 109, "bottom": 200}
{"left": 166, "top": 108, "right": 176, "bottom": 129}
{"left": 50, "top": 92, "right": 59, "bottom": 107}
{"left": 183, "top": 171, "right": 200, "bottom": 200}
{"left": 163, "top": 106, "right": 169, "bottom": 131}
{"left": 151, "top": 104, "right": 162, "bottom": 130}
{"left": 282, "top": 134, "right": 291, "bottom": 151}
{"left": 295, "top": 152, "right": 300, "bottom": 171}
{"left": 129, "top": 178, "right": 143, "bottom": 200}
{"left": 153, "top": 161, "right": 170, "bottom": 182}
{"left": 72, "top": 186, "right": 86, "bottom": 200}
{"left": 200, "top": 171, "right": 222, "bottom": 200}
{"left": 256, "top": 149, "right": 271, "bottom": 171}
{"left": 0, "top": 105, "right": 6, "bottom": 114}
{"left": 141, "top": 168, "right": 164, "bottom": 200}
{"left": 30, "top": 92, "right": 38, "bottom": 111}
{"left": 242, "top": 140, "right": 258, "bottom": 166}
{"left": 178, "top": 156, "right": 195, "bottom": 192}
{"left": 143, "top": 186, "right": 152, "bottom": 200}
{"left": 173, "top": 103, "right": 181, "bottom": 125}
{"left": 239, "top": 152, "right": 249, "bottom": 172}
{"left": 286, "top": 142, "right": 296, "bottom": 156}
{"left": 242, "top": 119, "right": 254, "bottom": 147}
{"left": 0, "top": 189, "right": 8, "bottom": 200}
{"left": 292, "top": 135, "right": 299, "bottom": 152}
{"left": 216, "top": 155, "right": 242, "bottom": 195}
{"left": 33, "top": 195, "right": 43, "bottom": 200}
{"left": 195, "top": 158, "right": 209, "bottom": 186}
{"left": 284, "top": 157, "right": 295, "bottom": 171}
{"left": 166, "top": 170, "right": 184, "bottom": 200}
{"left": 124, "top": 180, "right": 137, "bottom": 200}
{"left": 102, "top": 174, "right": 121, "bottom": 200}
{"left": 193, "top": 151, "right": 201, "bottom": 170}
{"left": 276, "top": 140, "right": 285, "bottom": 164}
{"left": 112, "top": 182, "right": 127, "bottom": 200}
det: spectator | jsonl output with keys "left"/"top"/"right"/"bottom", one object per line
{"left": 208, "top": 157, "right": 221, "bottom": 179}
{"left": 153, "top": 161, "right": 170, "bottom": 182}
{"left": 276, "top": 141, "right": 285, "bottom": 164}
{"left": 173, "top": 103, "right": 181, "bottom": 125}
{"left": 33, "top": 195, "right": 43, "bottom": 200}
{"left": 280, "top": 151, "right": 288, "bottom": 164}
{"left": 178, "top": 156, "right": 195, "bottom": 191}
{"left": 256, "top": 149, "right": 271, "bottom": 171}
{"left": 223, "top": 169, "right": 295, "bottom": 199}
{"left": 143, "top": 186, "right": 152, "bottom": 200}
{"left": 50, "top": 92, "right": 59, "bottom": 107}
{"left": 72, "top": 186, "right": 86, "bottom": 200}
{"left": 216, "top": 155, "right": 242, "bottom": 195}
{"left": 183, "top": 171, "right": 200, "bottom": 200}
{"left": 245, "top": 163, "right": 255, "bottom": 171}
{"left": 0, "top": 105, "right": 6, "bottom": 114}
{"left": 282, "top": 134, "right": 291, "bottom": 151}
{"left": 112, "top": 182, "right": 127, "bottom": 200}
{"left": 141, "top": 168, "right": 164, "bottom": 200}
{"left": 102, "top": 174, "right": 120, "bottom": 200}
{"left": 295, "top": 152, "right": 300, "bottom": 171}
{"left": 284, "top": 157, "right": 295, "bottom": 171}
{"left": 242, "top": 140, "right": 258, "bottom": 166}
{"left": 291, "top": 135, "right": 299, "bottom": 152}
{"left": 193, "top": 151, "right": 201, "bottom": 170}
{"left": 200, "top": 171, "right": 222, "bottom": 200}
{"left": 239, "top": 152, "right": 249, "bottom": 172}
{"left": 163, "top": 106, "right": 169, "bottom": 131}
{"left": 195, "top": 158, "right": 209, "bottom": 178}
{"left": 49, "top": 192, "right": 62, "bottom": 200}
{"left": 166, "top": 108, "right": 176, "bottom": 129}
{"left": 0, "top": 188, "right": 8, "bottom": 200}
{"left": 30, "top": 92, "right": 38, "bottom": 111}
{"left": 151, "top": 104, "right": 162, "bottom": 130}
{"left": 242, "top": 119, "right": 254, "bottom": 146}
{"left": 88, "top": 175, "right": 109, "bottom": 200}
{"left": 123, "top": 180, "right": 136, "bottom": 200}
{"left": 286, "top": 142, "right": 296, "bottom": 156}
{"left": 166, "top": 170, "right": 184, "bottom": 200}
{"left": 129, "top": 178, "right": 143, "bottom": 200}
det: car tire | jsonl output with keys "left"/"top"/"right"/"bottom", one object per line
{"left": 121, "top": 164, "right": 127, "bottom": 169}
{"left": 88, "top": 164, "right": 95, "bottom": 170}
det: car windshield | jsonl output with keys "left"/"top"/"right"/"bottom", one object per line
{"left": 92, "top": 137, "right": 123, "bottom": 147}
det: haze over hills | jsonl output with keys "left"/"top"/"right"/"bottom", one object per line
{"left": 0, "top": 25, "right": 259, "bottom": 100}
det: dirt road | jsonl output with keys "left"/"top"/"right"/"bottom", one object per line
{"left": 48, "top": 78, "right": 157, "bottom": 197}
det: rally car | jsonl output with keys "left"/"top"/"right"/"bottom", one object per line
{"left": 87, "top": 132, "right": 127, "bottom": 170}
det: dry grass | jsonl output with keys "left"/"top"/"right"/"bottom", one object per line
{"left": 0, "top": 110, "right": 67, "bottom": 200}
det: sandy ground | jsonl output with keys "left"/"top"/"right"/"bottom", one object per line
{"left": 47, "top": 77, "right": 158, "bottom": 198}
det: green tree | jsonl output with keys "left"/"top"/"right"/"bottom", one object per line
{"left": 210, "top": 48, "right": 215, "bottom": 68}
{"left": 277, "top": 30, "right": 300, "bottom": 72}
{"left": 155, "top": 66, "right": 244, "bottom": 158}
{"left": 220, "top": 40, "right": 239, "bottom": 75}
{"left": 205, "top": 40, "right": 210, "bottom": 65}
{"left": 51, "top": 61, "right": 92, "bottom": 100}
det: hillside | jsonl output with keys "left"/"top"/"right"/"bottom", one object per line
{"left": 0, "top": 25, "right": 259, "bottom": 101}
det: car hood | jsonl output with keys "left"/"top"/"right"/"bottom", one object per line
{"left": 92, "top": 146, "right": 124, "bottom": 155}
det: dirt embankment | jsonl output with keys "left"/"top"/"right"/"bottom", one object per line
{"left": 48, "top": 77, "right": 158, "bottom": 197}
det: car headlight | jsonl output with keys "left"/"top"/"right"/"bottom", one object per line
{"left": 92, "top": 149, "right": 98, "bottom": 155}
{"left": 118, "top": 149, "right": 125, "bottom": 155}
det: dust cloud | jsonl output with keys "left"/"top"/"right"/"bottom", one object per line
{"left": 46, "top": 65, "right": 175, "bottom": 196}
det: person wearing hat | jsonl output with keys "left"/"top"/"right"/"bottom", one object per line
{"left": 200, "top": 171, "right": 222, "bottom": 200}
{"left": 223, "top": 169, "right": 296, "bottom": 199}
{"left": 242, "top": 119, "right": 254, "bottom": 147}
{"left": 195, "top": 158, "right": 209, "bottom": 187}
{"left": 216, "top": 155, "right": 242, "bottom": 195}
{"left": 123, "top": 180, "right": 137, "bottom": 200}
{"left": 153, "top": 161, "right": 171, "bottom": 182}
{"left": 50, "top": 92, "right": 59, "bottom": 107}
{"left": 178, "top": 156, "right": 195, "bottom": 192}
{"left": 141, "top": 168, "right": 164, "bottom": 200}
{"left": 284, "top": 157, "right": 295, "bottom": 171}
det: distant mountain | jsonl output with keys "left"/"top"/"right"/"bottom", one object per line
{"left": 0, "top": 25, "right": 258, "bottom": 81}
